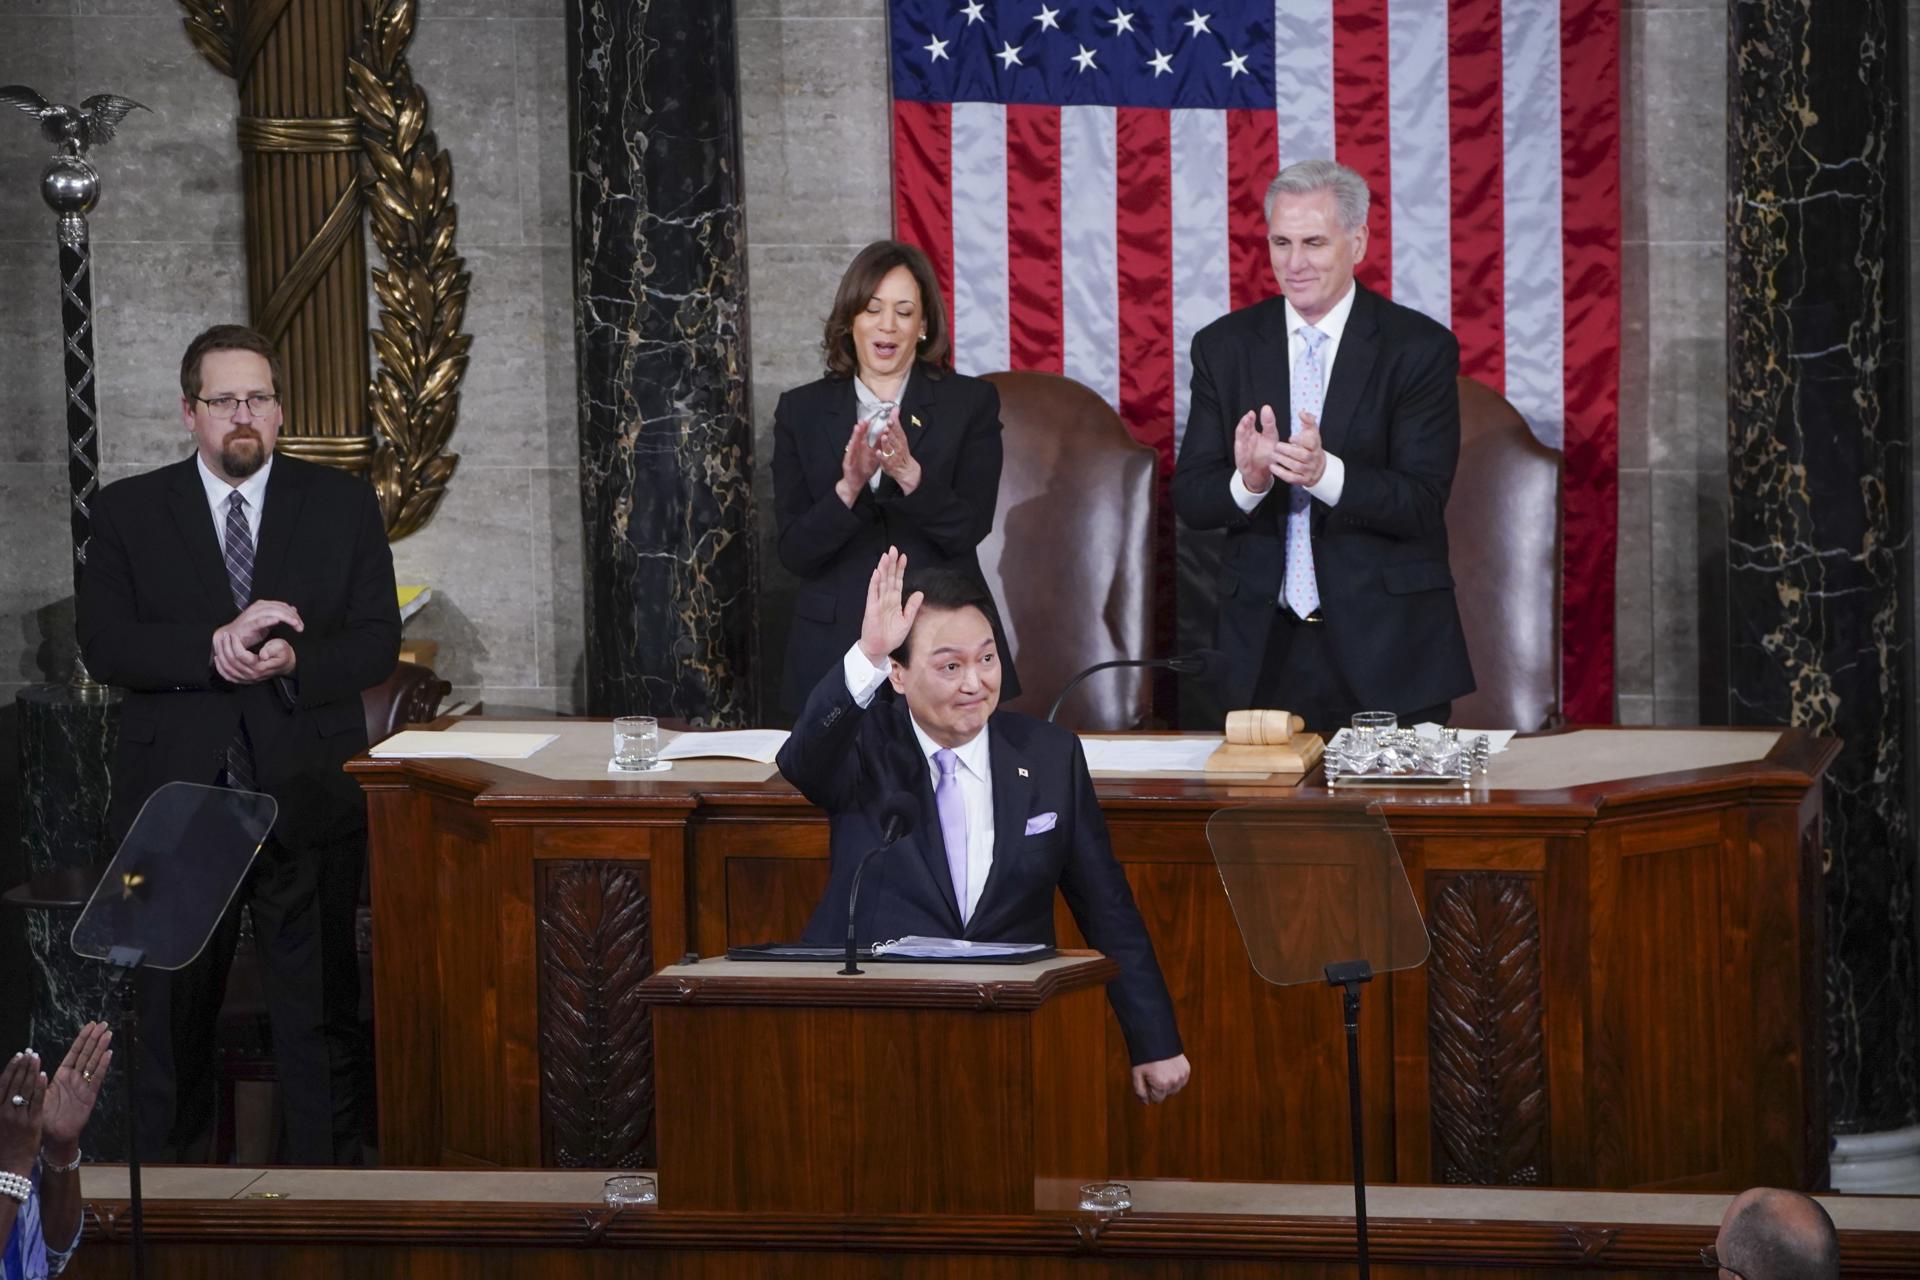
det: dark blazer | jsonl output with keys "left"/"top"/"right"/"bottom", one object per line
{"left": 77, "top": 454, "right": 402, "bottom": 848}
{"left": 771, "top": 365, "right": 1019, "bottom": 712}
{"left": 779, "top": 665, "right": 1181, "bottom": 1066}
{"left": 1171, "top": 285, "right": 1475, "bottom": 713}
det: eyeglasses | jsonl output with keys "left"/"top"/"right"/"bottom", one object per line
{"left": 1699, "top": 1246, "right": 1752, "bottom": 1279}
{"left": 193, "top": 394, "right": 280, "bottom": 418}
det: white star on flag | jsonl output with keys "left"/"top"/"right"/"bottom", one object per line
{"left": 1147, "top": 48, "right": 1173, "bottom": 76}
{"left": 1222, "top": 48, "right": 1248, "bottom": 77}
{"left": 1184, "top": 10, "right": 1212, "bottom": 37}
{"left": 960, "top": 0, "right": 986, "bottom": 24}
{"left": 996, "top": 40, "right": 1024, "bottom": 68}
{"left": 924, "top": 34, "right": 950, "bottom": 61}
{"left": 1107, "top": 8, "right": 1135, "bottom": 35}
{"left": 1072, "top": 44, "right": 1098, "bottom": 71}
{"left": 1035, "top": 4, "right": 1060, "bottom": 30}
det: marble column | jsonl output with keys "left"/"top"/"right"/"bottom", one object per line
{"left": 1726, "top": 0, "right": 1918, "bottom": 1161}
{"left": 15, "top": 682, "right": 128, "bottom": 1160}
{"left": 566, "top": 0, "right": 756, "bottom": 723}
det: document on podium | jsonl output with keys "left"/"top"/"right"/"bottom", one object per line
{"left": 371, "top": 730, "right": 558, "bottom": 759}
{"left": 871, "top": 936, "right": 1049, "bottom": 959}
{"left": 1079, "top": 736, "right": 1224, "bottom": 773}
{"left": 658, "top": 729, "right": 790, "bottom": 763}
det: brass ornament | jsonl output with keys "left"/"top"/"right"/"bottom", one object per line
{"left": 177, "top": 0, "right": 235, "bottom": 78}
{"left": 346, "top": 0, "right": 469, "bottom": 539}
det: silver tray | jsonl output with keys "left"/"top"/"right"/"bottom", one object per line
{"left": 1323, "top": 727, "right": 1491, "bottom": 789}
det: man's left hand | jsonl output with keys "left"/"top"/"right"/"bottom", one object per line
{"left": 255, "top": 637, "right": 297, "bottom": 678}
{"left": 1271, "top": 409, "right": 1327, "bottom": 487}
{"left": 1131, "top": 1053, "right": 1191, "bottom": 1104}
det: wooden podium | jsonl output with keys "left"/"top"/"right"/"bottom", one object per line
{"left": 637, "top": 953, "right": 1117, "bottom": 1215}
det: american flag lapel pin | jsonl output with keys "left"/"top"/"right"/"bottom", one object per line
{"left": 1017, "top": 767, "right": 1029, "bottom": 778}
{"left": 910, "top": 414, "right": 923, "bottom": 428}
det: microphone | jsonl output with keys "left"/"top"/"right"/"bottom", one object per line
{"left": 1046, "top": 649, "right": 1227, "bottom": 723}
{"left": 842, "top": 789, "right": 918, "bottom": 975}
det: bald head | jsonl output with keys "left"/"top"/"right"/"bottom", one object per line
{"left": 1715, "top": 1188, "right": 1839, "bottom": 1280}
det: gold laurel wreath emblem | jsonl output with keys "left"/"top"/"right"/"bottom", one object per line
{"left": 177, "top": 0, "right": 468, "bottom": 540}
{"left": 347, "top": 0, "right": 469, "bottom": 539}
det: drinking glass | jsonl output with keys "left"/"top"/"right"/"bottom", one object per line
{"left": 604, "top": 1174, "right": 657, "bottom": 1207}
{"left": 612, "top": 716, "right": 660, "bottom": 771}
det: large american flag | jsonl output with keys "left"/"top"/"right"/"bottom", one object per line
{"left": 888, "top": 0, "right": 1620, "bottom": 723}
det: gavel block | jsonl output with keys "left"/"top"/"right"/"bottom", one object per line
{"left": 1206, "top": 709, "right": 1324, "bottom": 775}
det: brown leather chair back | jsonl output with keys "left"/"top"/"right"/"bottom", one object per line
{"left": 1446, "top": 378, "right": 1562, "bottom": 730}
{"left": 361, "top": 660, "right": 453, "bottom": 743}
{"left": 980, "top": 371, "right": 1157, "bottom": 731}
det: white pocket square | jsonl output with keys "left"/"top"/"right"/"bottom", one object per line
{"left": 1024, "top": 811, "right": 1057, "bottom": 836}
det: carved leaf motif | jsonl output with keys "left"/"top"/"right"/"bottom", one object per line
{"left": 178, "top": 0, "right": 236, "bottom": 77}
{"left": 1427, "top": 873, "right": 1549, "bottom": 1185}
{"left": 537, "top": 861, "right": 655, "bottom": 1168}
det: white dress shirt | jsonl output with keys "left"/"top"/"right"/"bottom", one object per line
{"left": 196, "top": 452, "right": 273, "bottom": 555}
{"left": 853, "top": 367, "right": 911, "bottom": 492}
{"left": 1228, "top": 282, "right": 1355, "bottom": 513}
{"left": 842, "top": 643, "right": 995, "bottom": 923}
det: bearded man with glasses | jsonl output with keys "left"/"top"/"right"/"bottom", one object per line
{"left": 76, "top": 324, "right": 400, "bottom": 1166}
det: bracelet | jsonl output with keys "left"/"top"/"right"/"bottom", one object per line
{"left": 0, "top": 1170, "right": 29, "bottom": 1203}
{"left": 43, "top": 1148, "right": 80, "bottom": 1174}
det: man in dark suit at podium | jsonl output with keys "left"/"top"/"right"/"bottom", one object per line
{"left": 77, "top": 324, "right": 401, "bottom": 1163}
{"left": 779, "top": 548, "right": 1190, "bottom": 1103}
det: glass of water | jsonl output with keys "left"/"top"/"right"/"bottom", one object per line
{"left": 604, "top": 1174, "right": 656, "bottom": 1207}
{"left": 613, "top": 716, "right": 659, "bottom": 771}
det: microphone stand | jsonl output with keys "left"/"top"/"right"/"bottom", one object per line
{"left": 1047, "top": 652, "right": 1218, "bottom": 723}
{"left": 841, "top": 801, "right": 914, "bottom": 975}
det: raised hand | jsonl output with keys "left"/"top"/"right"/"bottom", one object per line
{"left": 857, "top": 546, "right": 924, "bottom": 666}
{"left": 871, "top": 406, "right": 922, "bottom": 495}
{"left": 835, "top": 417, "right": 884, "bottom": 507}
{"left": 1271, "top": 409, "right": 1326, "bottom": 487}
{"left": 1232, "top": 404, "right": 1282, "bottom": 494}
{"left": 40, "top": 1022, "right": 111, "bottom": 1160}
{"left": 0, "top": 1050, "right": 46, "bottom": 1176}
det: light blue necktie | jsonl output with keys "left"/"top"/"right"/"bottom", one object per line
{"left": 1284, "top": 325, "right": 1328, "bottom": 618}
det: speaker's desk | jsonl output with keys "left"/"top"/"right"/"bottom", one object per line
{"left": 348, "top": 723, "right": 1836, "bottom": 1192}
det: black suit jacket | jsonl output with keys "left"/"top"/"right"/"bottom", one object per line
{"left": 771, "top": 366, "right": 1019, "bottom": 711}
{"left": 779, "top": 667, "right": 1181, "bottom": 1066}
{"left": 77, "top": 454, "right": 402, "bottom": 849}
{"left": 1171, "top": 285, "right": 1475, "bottom": 712}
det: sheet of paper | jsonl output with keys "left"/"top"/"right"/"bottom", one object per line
{"left": 371, "top": 730, "right": 556, "bottom": 759}
{"left": 1414, "top": 723, "right": 1516, "bottom": 753}
{"left": 657, "top": 729, "right": 791, "bottom": 764}
{"left": 1079, "top": 736, "right": 1225, "bottom": 773}
{"left": 871, "top": 936, "right": 1048, "bottom": 958}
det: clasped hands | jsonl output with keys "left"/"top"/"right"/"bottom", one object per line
{"left": 212, "top": 599, "right": 302, "bottom": 685}
{"left": 836, "top": 405, "right": 922, "bottom": 505}
{"left": 1233, "top": 404, "right": 1326, "bottom": 494}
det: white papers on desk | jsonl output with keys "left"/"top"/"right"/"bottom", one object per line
{"left": 1079, "top": 736, "right": 1225, "bottom": 773}
{"left": 371, "top": 730, "right": 557, "bottom": 759}
{"left": 1414, "top": 723, "right": 1516, "bottom": 753}
{"left": 871, "top": 936, "right": 1047, "bottom": 959}
{"left": 657, "top": 729, "right": 790, "bottom": 764}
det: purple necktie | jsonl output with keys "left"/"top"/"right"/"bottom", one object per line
{"left": 932, "top": 748, "right": 969, "bottom": 924}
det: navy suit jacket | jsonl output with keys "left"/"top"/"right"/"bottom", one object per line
{"left": 770, "top": 365, "right": 1019, "bottom": 712}
{"left": 77, "top": 454, "right": 401, "bottom": 848}
{"left": 1171, "top": 284, "right": 1475, "bottom": 713}
{"left": 779, "top": 665, "right": 1182, "bottom": 1066}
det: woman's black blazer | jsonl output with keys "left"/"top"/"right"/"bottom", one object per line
{"left": 771, "top": 364, "right": 1020, "bottom": 712}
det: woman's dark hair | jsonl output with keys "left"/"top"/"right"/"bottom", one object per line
{"left": 822, "top": 240, "right": 951, "bottom": 379}
{"left": 890, "top": 568, "right": 1001, "bottom": 666}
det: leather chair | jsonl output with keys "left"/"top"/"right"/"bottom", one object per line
{"left": 979, "top": 371, "right": 1157, "bottom": 731}
{"left": 213, "top": 659, "right": 449, "bottom": 1161}
{"left": 1446, "top": 378, "right": 1562, "bottom": 730}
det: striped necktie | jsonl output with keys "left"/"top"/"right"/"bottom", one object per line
{"left": 222, "top": 491, "right": 256, "bottom": 791}
{"left": 1283, "top": 325, "right": 1328, "bottom": 619}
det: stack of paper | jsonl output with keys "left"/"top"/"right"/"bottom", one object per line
{"left": 658, "top": 729, "right": 790, "bottom": 764}
{"left": 871, "top": 937, "right": 1047, "bottom": 959}
{"left": 1079, "top": 737, "right": 1224, "bottom": 773}
{"left": 371, "top": 730, "right": 556, "bottom": 759}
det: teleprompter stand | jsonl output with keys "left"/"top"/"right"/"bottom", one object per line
{"left": 70, "top": 782, "right": 277, "bottom": 1280}
{"left": 1205, "top": 801, "right": 1429, "bottom": 1280}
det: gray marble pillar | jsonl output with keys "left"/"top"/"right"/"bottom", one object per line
{"left": 1727, "top": 0, "right": 1917, "bottom": 1145}
{"left": 566, "top": 0, "right": 757, "bottom": 723}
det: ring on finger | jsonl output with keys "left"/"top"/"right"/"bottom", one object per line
{"left": 879, "top": 449, "right": 896, "bottom": 459}
{"left": 7, "top": 1095, "right": 23, "bottom": 1107}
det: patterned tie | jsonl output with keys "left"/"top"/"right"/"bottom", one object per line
{"left": 1284, "top": 324, "right": 1328, "bottom": 619}
{"left": 222, "top": 490, "right": 256, "bottom": 791}
{"left": 932, "top": 748, "right": 970, "bottom": 925}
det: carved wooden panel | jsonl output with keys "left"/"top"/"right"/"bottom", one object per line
{"left": 537, "top": 860, "right": 654, "bottom": 1168}
{"left": 1427, "top": 872, "right": 1549, "bottom": 1184}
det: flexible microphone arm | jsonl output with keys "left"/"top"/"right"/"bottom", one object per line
{"left": 842, "top": 791, "right": 917, "bottom": 975}
{"left": 1046, "top": 651, "right": 1223, "bottom": 724}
